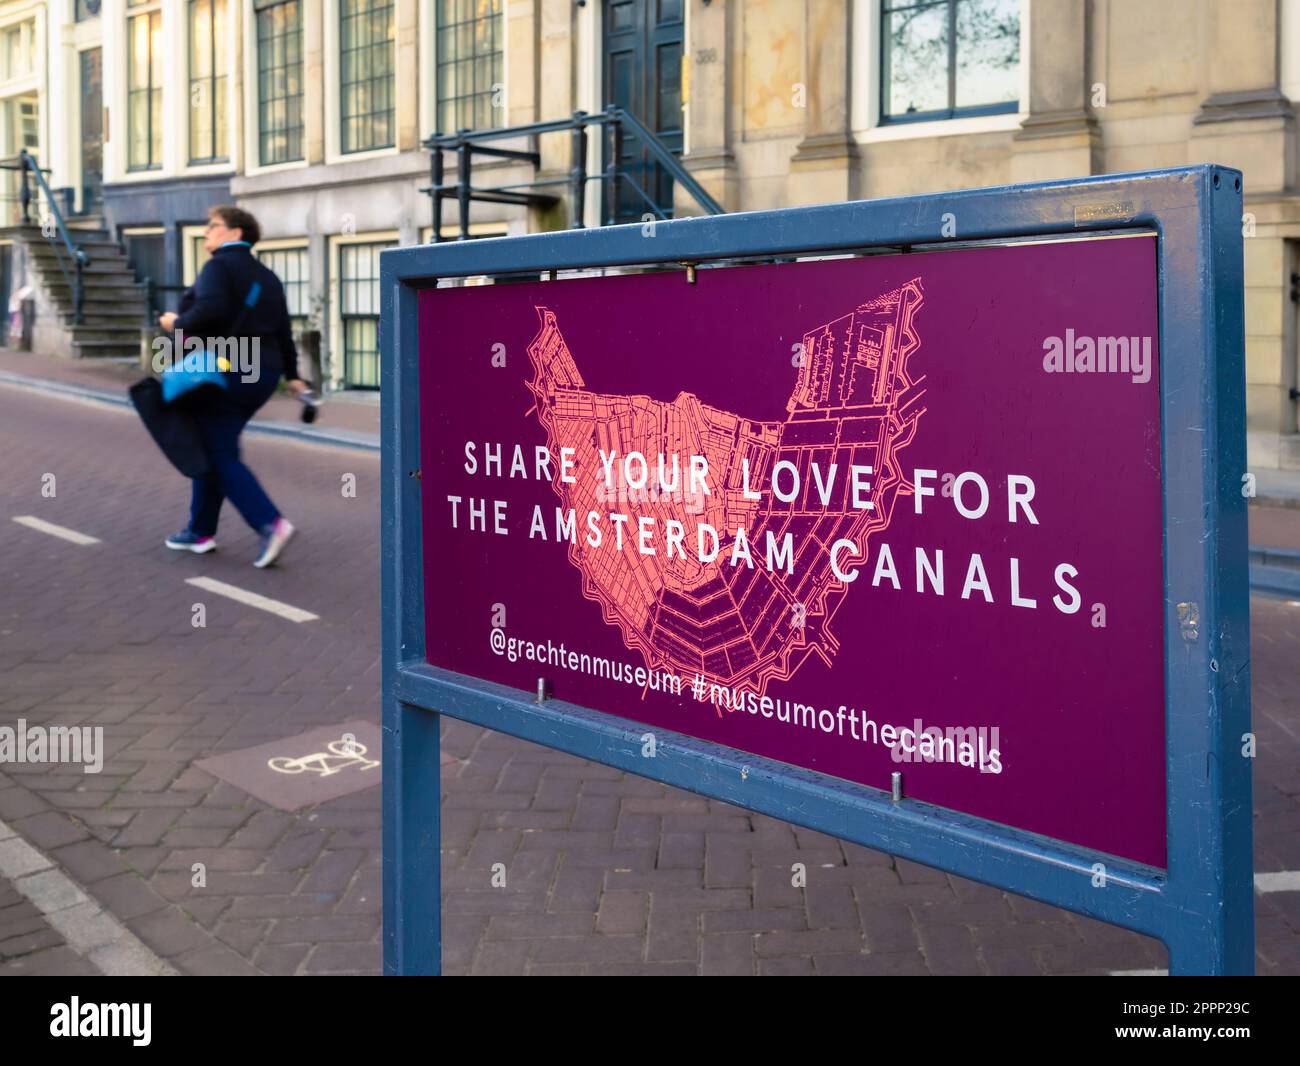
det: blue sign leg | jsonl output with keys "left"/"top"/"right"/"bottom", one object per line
{"left": 382, "top": 698, "right": 441, "bottom": 975}
{"left": 380, "top": 255, "right": 439, "bottom": 974}
{"left": 1165, "top": 904, "right": 1254, "bottom": 976}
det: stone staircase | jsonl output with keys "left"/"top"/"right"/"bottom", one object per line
{"left": 12, "top": 220, "right": 149, "bottom": 359}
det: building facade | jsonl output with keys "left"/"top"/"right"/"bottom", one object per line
{"left": 5, "top": 0, "right": 1300, "bottom": 469}
{"left": 15, "top": 1, "right": 236, "bottom": 304}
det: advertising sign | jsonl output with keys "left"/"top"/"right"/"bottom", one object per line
{"left": 384, "top": 167, "right": 1251, "bottom": 975}
{"left": 420, "top": 235, "right": 1165, "bottom": 867}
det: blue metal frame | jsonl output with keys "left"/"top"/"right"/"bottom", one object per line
{"left": 381, "top": 166, "right": 1252, "bottom": 976}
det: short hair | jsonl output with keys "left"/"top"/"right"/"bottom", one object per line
{"left": 208, "top": 204, "right": 261, "bottom": 246}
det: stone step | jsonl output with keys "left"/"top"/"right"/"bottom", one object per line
{"left": 77, "top": 298, "right": 149, "bottom": 311}
{"left": 25, "top": 239, "right": 128, "bottom": 258}
{"left": 46, "top": 277, "right": 145, "bottom": 295}
{"left": 71, "top": 325, "right": 145, "bottom": 343}
{"left": 28, "top": 258, "right": 137, "bottom": 277}
{"left": 20, "top": 237, "right": 122, "bottom": 257}
{"left": 70, "top": 311, "right": 149, "bottom": 327}
{"left": 65, "top": 304, "right": 149, "bottom": 319}
{"left": 72, "top": 339, "right": 144, "bottom": 359}
{"left": 26, "top": 245, "right": 133, "bottom": 266}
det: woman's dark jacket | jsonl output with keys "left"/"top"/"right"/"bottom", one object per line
{"left": 174, "top": 243, "right": 302, "bottom": 401}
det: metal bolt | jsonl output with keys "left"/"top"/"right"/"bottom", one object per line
{"left": 536, "top": 678, "right": 547, "bottom": 703}
{"left": 891, "top": 771, "right": 903, "bottom": 802}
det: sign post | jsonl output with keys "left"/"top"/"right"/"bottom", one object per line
{"left": 381, "top": 166, "right": 1252, "bottom": 976}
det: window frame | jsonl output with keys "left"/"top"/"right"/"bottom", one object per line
{"left": 188, "top": 0, "right": 230, "bottom": 165}
{"left": 329, "top": 231, "right": 398, "bottom": 391}
{"left": 257, "top": 241, "right": 311, "bottom": 335}
{"left": 878, "top": 0, "right": 1020, "bottom": 126}
{"left": 338, "top": 0, "right": 396, "bottom": 156}
{"left": 254, "top": 0, "right": 305, "bottom": 166}
{"left": 0, "top": 18, "right": 35, "bottom": 81}
{"left": 126, "top": 1, "right": 163, "bottom": 172}
{"left": 433, "top": 0, "right": 503, "bottom": 135}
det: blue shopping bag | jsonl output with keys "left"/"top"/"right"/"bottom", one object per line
{"left": 160, "top": 280, "right": 262, "bottom": 404}
{"left": 160, "top": 348, "right": 232, "bottom": 404}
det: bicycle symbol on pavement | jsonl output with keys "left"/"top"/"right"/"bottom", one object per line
{"left": 267, "top": 733, "right": 380, "bottom": 778}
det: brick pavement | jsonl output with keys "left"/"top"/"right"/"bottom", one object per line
{"left": 0, "top": 379, "right": 1297, "bottom": 975}
{"left": 0, "top": 870, "right": 99, "bottom": 976}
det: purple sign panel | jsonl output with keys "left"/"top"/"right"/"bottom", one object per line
{"left": 419, "top": 236, "right": 1166, "bottom": 867}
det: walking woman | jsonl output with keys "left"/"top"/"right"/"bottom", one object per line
{"left": 157, "top": 205, "right": 308, "bottom": 567}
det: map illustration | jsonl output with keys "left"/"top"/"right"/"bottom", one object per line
{"left": 525, "top": 279, "right": 927, "bottom": 695}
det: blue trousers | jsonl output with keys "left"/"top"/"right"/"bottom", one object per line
{"left": 188, "top": 376, "right": 281, "bottom": 537}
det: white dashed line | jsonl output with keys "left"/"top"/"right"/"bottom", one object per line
{"left": 1255, "top": 871, "right": 1300, "bottom": 893}
{"left": 1109, "top": 969, "right": 1168, "bottom": 976}
{"left": 185, "top": 576, "right": 319, "bottom": 623}
{"left": 11, "top": 515, "right": 101, "bottom": 546}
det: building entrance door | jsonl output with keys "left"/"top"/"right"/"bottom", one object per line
{"left": 602, "top": 0, "right": 683, "bottom": 223}
{"left": 80, "top": 48, "right": 103, "bottom": 214}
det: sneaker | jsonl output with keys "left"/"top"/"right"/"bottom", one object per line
{"left": 165, "top": 529, "right": 217, "bottom": 554}
{"left": 253, "top": 517, "right": 295, "bottom": 568}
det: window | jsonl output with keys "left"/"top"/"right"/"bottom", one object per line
{"left": 256, "top": 0, "right": 303, "bottom": 165}
{"left": 122, "top": 226, "right": 174, "bottom": 310}
{"left": 2, "top": 95, "right": 37, "bottom": 227}
{"left": 258, "top": 246, "right": 310, "bottom": 335}
{"left": 13, "top": 96, "right": 37, "bottom": 150}
{"left": 339, "top": 0, "right": 395, "bottom": 153}
{"left": 880, "top": 0, "right": 1019, "bottom": 123}
{"left": 190, "top": 232, "right": 210, "bottom": 281}
{"left": 339, "top": 241, "right": 391, "bottom": 388}
{"left": 2, "top": 20, "right": 36, "bottom": 81}
{"left": 76, "top": 0, "right": 102, "bottom": 22}
{"left": 128, "top": 2, "right": 162, "bottom": 170}
{"left": 436, "top": 0, "right": 503, "bottom": 133}
{"left": 189, "top": 0, "right": 229, "bottom": 163}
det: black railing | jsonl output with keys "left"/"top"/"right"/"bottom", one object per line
{"left": 0, "top": 150, "right": 91, "bottom": 324}
{"left": 423, "top": 107, "right": 724, "bottom": 242}
{"left": 141, "top": 278, "right": 188, "bottom": 323}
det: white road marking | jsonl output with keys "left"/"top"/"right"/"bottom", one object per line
{"left": 11, "top": 515, "right": 101, "bottom": 546}
{"left": 1109, "top": 969, "right": 1168, "bottom": 976}
{"left": 185, "top": 576, "right": 319, "bottom": 623}
{"left": 0, "top": 818, "right": 175, "bottom": 976}
{"left": 1255, "top": 871, "right": 1300, "bottom": 893}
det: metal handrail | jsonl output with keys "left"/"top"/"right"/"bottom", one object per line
{"left": 424, "top": 107, "right": 724, "bottom": 241}
{"left": 16, "top": 149, "right": 89, "bottom": 323}
{"left": 141, "top": 277, "right": 188, "bottom": 323}
{"left": 604, "top": 107, "right": 722, "bottom": 216}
